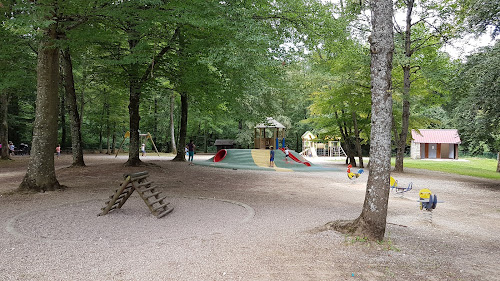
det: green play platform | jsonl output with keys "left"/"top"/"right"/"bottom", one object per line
{"left": 194, "top": 149, "right": 339, "bottom": 172}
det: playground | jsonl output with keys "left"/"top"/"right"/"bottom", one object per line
{"left": 0, "top": 154, "right": 499, "bottom": 280}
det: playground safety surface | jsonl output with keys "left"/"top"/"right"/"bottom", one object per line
{"left": 0, "top": 154, "right": 499, "bottom": 280}
{"left": 195, "top": 149, "right": 340, "bottom": 172}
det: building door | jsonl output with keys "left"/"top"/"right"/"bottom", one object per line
{"left": 428, "top": 143, "right": 437, "bottom": 158}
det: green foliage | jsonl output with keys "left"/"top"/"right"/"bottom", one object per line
{"left": 450, "top": 41, "right": 500, "bottom": 155}
{"left": 0, "top": 5, "right": 37, "bottom": 144}
{"left": 460, "top": 0, "right": 500, "bottom": 38}
{"left": 307, "top": 34, "right": 371, "bottom": 149}
{"left": 3, "top": 0, "right": 494, "bottom": 163}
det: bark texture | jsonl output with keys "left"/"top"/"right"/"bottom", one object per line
{"left": 61, "top": 49, "right": 85, "bottom": 167}
{"left": 497, "top": 152, "right": 500, "bottom": 173}
{"left": 19, "top": 23, "right": 62, "bottom": 192}
{"left": 126, "top": 82, "right": 142, "bottom": 166}
{"left": 336, "top": 111, "right": 356, "bottom": 166}
{"left": 0, "top": 93, "right": 10, "bottom": 160}
{"left": 125, "top": 32, "right": 143, "bottom": 166}
{"left": 352, "top": 111, "right": 364, "bottom": 168}
{"left": 172, "top": 92, "right": 188, "bottom": 161}
{"left": 328, "top": 0, "right": 394, "bottom": 241}
{"left": 394, "top": 0, "right": 414, "bottom": 172}
{"left": 170, "top": 92, "right": 177, "bottom": 154}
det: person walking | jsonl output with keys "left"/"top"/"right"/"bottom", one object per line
{"left": 56, "top": 144, "right": 61, "bottom": 159}
{"left": 186, "top": 140, "right": 196, "bottom": 165}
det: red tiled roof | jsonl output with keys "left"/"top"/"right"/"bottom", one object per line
{"left": 411, "top": 129, "right": 461, "bottom": 144}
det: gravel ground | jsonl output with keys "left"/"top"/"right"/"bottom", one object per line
{"left": 0, "top": 154, "right": 499, "bottom": 280}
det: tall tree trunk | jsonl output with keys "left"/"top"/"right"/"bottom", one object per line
{"left": 394, "top": 0, "right": 414, "bottom": 172}
{"left": 170, "top": 92, "right": 177, "bottom": 154}
{"left": 111, "top": 126, "right": 116, "bottom": 154}
{"left": 61, "top": 49, "right": 85, "bottom": 166}
{"left": 19, "top": 23, "right": 63, "bottom": 192}
{"left": 153, "top": 97, "right": 158, "bottom": 147}
{"left": 394, "top": 73, "right": 410, "bottom": 171}
{"left": 0, "top": 92, "right": 10, "bottom": 160}
{"left": 126, "top": 83, "right": 142, "bottom": 165}
{"left": 352, "top": 111, "right": 364, "bottom": 168}
{"left": 106, "top": 104, "right": 110, "bottom": 155}
{"left": 125, "top": 29, "right": 143, "bottom": 166}
{"left": 336, "top": 111, "right": 356, "bottom": 166}
{"left": 173, "top": 92, "right": 187, "bottom": 161}
{"left": 204, "top": 120, "right": 208, "bottom": 153}
{"left": 325, "top": 0, "right": 394, "bottom": 241}
{"left": 497, "top": 152, "right": 500, "bottom": 173}
{"left": 98, "top": 103, "right": 105, "bottom": 154}
{"left": 59, "top": 88, "right": 67, "bottom": 148}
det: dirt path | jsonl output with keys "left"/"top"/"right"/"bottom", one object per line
{"left": 0, "top": 154, "right": 499, "bottom": 280}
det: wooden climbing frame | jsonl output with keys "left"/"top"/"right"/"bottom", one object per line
{"left": 98, "top": 171, "right": 174, "bottom": 218}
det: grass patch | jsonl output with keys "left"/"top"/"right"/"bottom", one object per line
{"left": 393, "top": 157, "right": 500, "bottom": 180}
{"left": 344, "top": 234, "right": 400, "bottom": 252}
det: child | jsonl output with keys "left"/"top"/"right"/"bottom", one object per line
{"left": 284, "top": 146, "right": 290, "bottom": 163}
{"left": 186, "top": 140, "right": 196, "bottom": 165}
{"left": 269, "top": 146, "right": 275, "bottom": 167}
{"left": 141, "top": 143, "right": 146, "bottom": 156}
{"left": 56, "top": 144, "right": 61, "bottom": 158}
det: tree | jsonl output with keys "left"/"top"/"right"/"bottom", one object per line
{"left": 461, "top": 0, "right": 500, "bottom": 38}
{"left": 0, "top": 2, "right": 36, "bottom": 160}
{"left": 307, "top": 39, "right": 372, "bottom": 167}
{"left": 19, "top": 1, "right": 63, "bottom": 192}
{"left": 451, "top": 42, "right": 500, "bottom": 172}
{"left": 392, "top": 0, "right": 459, "bottom": 172}
{"left": 61, "top": 49, "right": 85, "bottom": 166}
{"left": 325, "top": 0, "right": 394, "bottom": 240}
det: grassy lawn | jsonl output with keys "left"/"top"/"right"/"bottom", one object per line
{"left": 393, "top": 157, "right": 500, "bottom": 180}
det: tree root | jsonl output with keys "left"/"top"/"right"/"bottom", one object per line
{"left": 18, "top": 179, "right": 65, "bottom": 193}
{"left": 312, "top": 217, "right": 383, "bottom": 241}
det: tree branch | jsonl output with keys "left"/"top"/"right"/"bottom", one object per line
{"left": 139, "top": 27, "right": 180, "bottom": 85}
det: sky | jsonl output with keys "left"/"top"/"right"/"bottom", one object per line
{"left": 441, "top": 32, "right": 497, "bottom": 60}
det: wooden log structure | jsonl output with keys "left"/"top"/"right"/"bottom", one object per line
{"left": 98, "top": 171, "right": 174, "bottom": 218}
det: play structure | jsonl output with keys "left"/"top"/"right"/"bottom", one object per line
{"left": 301, "top": 131, "right": 347, "bottom": 157}
{"left": 98, "top": 171, "right": 173, "bottom": 218}
{"left": 254, "top": 117, "right": 286, "bottom": 149}
{"left": 390, "top": 176, "right": 413, "bottom": 193}
{"left": 389, "top": 177, "right": 442, "bottom": 212}
{"left": 346, "top": 164, "right": 364, "bottom": 179}
{"left": 115, "top": 131, "right": 160, "bottom": 157}
{"left": 417, "top": 188, "right": 443, "bottom": 211}
{"left": 196, "top": 148, "right": 337, "bottom": 172}
{"left": 279, "top": 147, "right": 311, "bottom": 166}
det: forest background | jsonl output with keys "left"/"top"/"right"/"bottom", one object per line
{"left": 0, "top": 0, "right": 499, "bottom": 170}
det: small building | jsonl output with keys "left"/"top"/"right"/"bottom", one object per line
{"left": 254, "top": 117, "right": 286, "bottom": 149}
{"left": 410, "top": 129, "right": 461, "bottom": 160}
{"left": 214, "top": 139, "right": 235, "bottom": 151}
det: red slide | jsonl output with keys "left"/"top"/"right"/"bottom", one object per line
{"left": 280, "top": 148, "right": 311, "bottom": 166}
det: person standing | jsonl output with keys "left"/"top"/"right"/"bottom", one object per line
{"left": 186, "top": 140, "right": 196, "bottom": 165}
{"left": 141, "top": 143, "right": 146, "bottom": 156}
{"left": 56, "top": 144, "right": 61, "bottom": 158}
{"left": 9, "top": 141, "right": 14, "bottom": 156}
{"left": 269, "top": 146, "right": 275, "bottom": 167}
